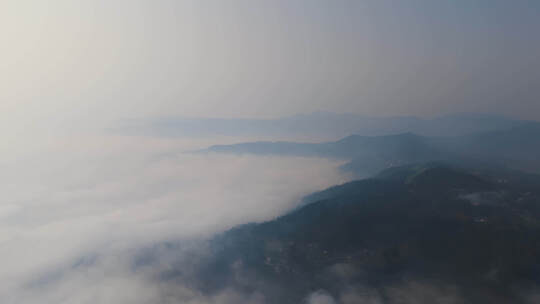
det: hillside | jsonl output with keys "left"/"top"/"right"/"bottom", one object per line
{"left": 189, "top": 164, "right": 540, "bottom": 303}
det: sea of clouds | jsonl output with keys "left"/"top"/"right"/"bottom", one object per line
{"left": 0, "top": 131, "right": 351, "bottom": 303}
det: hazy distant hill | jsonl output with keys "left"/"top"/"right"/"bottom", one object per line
{"left": 440, "top": 122, "right": 540, "bottom": 172}
{"left": 116, "top": 112, "right": 528, "bottom": 138}
{"left": 201, "top": 122, "right": 540, "bottom": 176}
{"left": 205, "top": 133, "right": 440, "bottom": 158}
{"left": 191, "top": 163, "right": 540, "bottom": 304}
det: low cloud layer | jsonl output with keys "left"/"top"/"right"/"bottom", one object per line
{"left": 0, "top": 133, "right": 350, "bottom": 303}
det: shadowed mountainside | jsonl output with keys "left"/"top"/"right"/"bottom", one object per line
{"left": 187, "top": 163, "right": 540, "bottom": 303}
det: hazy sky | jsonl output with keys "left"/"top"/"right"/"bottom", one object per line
{"left": 1, "top": 0, "right": 539, "bottom": 134}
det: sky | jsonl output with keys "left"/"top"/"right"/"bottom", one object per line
{"left": 0, "top": 1, "right": 539, "bottom": 303}
{"left": 1, "top": 0, "right": 539, "bottom": 137}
